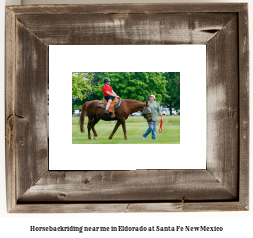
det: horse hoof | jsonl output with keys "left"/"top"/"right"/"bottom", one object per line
{"left": 109, "top": 137, "right": 112, "bottom": 140}
{"left": 93, "top": 137, "right": 97, "bottom": 139}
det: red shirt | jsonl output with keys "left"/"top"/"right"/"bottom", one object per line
{"left": 103, "top": 85, "right": 113, "bottom": 96}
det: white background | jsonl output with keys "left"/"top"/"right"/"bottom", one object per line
{"left": 49, "top": 45, "right": 206, "bottom": 170}
{"left": 0, "top": 0, "right": 252, "bottom": 237}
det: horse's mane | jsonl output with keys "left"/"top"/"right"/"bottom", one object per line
{"left": 122, "top": 99, "right": 143, "bottom": 104}
{"left": 120, "top": 99, "right": 147, "bottom": 114}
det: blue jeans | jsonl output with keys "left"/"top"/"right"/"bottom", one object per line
{"left": 143, "top": 121, "right": 157, "bottom": 140}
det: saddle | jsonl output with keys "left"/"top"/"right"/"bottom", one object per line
{"left": 97, "top": 97, "right": 121, "bottom": 118}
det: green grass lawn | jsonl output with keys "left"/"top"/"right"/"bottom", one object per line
{"left": 72, "top": 116, "right": 180, "bottom": 144}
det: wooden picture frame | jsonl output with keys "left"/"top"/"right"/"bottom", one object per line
{"left": 5, "top": 3, "right": 249, "bottom": 213}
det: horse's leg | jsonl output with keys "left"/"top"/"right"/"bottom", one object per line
{"left": 91, "top": 118, "right": 100, "bottom": 139}
{"left": 122, "top": 120, "right": 127, "bottom": 140}
{"left": 109, "top": 121, "right": 121, "bottom": 139}
{"left": 87, "top": 118, "right": 93, "bottom": 139}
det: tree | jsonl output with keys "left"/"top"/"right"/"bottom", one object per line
{"left": 87, "top": 72, "right": 104, "bottom": 86}
{"left": 92, "top": 72, "right": 170, "bottom": 103}
{"left": 72, "top": 72, "right": 93, "bottom": 99}
{"left": 72, "top": 72, "right": 180, "bottom": 113}
{"left": 72, "top": 72, "right": 93, "bottom": 111}
{"left": 163, "top": 72, "right": 180, "bottom": 114}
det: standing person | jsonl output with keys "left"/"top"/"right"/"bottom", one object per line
{"left": 142, "top": 95, "right": 163, "bottom": 140}
{"left": 102, "top": 78, "right": 119, "bottom": 114}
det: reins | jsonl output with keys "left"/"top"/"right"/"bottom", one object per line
{"left": 143, "top": 103, "right": 163, "bottom": 133}
{"left": 149, "top": 119, "right": 163, "bottom": 133}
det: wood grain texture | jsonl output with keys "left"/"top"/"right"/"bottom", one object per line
{"left": 5, "top": 3, "right": 249, "bottom": 213}
{"left": 7, "top": 3, "right": 246, "bottom": 14}
{"left": 15, "top": 20, "right": 48, "bottom": 200}
{"left": 10, "top": 202, "right": 247, "bottom": 213}
{"left": 206, "top": 16, "right": 239, "bottom": 198}
{"left": 5, "top": 7, "right": 17, "bottom": 212}
{"left": 18, "top": 170, "right": 236, "bottom": 202}
{"left": 125, "top": 202, "right": 248, "bottom": 212}
{"left": 16, "top": 13, "right": 236, "bottom": 45}
{"left": 238, "top": 4, "right": 249, "bottom": 209}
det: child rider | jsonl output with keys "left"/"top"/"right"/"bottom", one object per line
{"left": 103, "top": 78, "right": 119, "bottom": 114}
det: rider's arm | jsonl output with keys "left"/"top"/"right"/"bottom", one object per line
{"left": 105, "top": 91, "right": 115, "bottom": 96}
{"left": 112, "top": 90, "right": 118, "bottom": 96}
{"left": 106, "top": 91, "right": 119, "bottom": 97}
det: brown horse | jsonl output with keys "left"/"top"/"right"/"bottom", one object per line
{"left": 79, "top": 99, "right": 152, "bottom": 140}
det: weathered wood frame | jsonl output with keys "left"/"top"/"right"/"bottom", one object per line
{"left": 5, "top": 3, "right": 249, "bottom": 213}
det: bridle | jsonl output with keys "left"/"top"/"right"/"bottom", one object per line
{"left": 142, "top": 103, "right": 163, "bottom": 133}
{"left": 142, "top": 103, "right": 153, "bottom": 122}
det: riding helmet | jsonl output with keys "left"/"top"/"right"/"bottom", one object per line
{"left": 103, "top": 78, "right": 110, "bottom": 83}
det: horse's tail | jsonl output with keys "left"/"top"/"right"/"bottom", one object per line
{"left": 79, "top": 102, "right": 89, "bottom": 133}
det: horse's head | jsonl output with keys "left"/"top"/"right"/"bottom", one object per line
{"left": 142, "top": 101, "right": 153, "bottom": 122}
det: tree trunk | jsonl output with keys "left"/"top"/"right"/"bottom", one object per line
{"left": 169, "top": 102, "right": 173, "bottom": 115}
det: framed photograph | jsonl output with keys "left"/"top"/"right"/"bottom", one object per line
{"left": 49, "top": 45, "right": 206, "bottom": 170}
{"left": 5, "top": 3, "right": 249, "bottom": 212}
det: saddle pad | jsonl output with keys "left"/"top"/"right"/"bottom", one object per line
{"left": 98, "top": 98, "right": 108, "bottom": 104}
{"left": 98, "top": 97, "right": 119, "bottom": 104}
{"left": 97, "top": 98, "right": 121, "bottom": 109}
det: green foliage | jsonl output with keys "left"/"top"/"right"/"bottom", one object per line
{"left": 95, "top": 72, "right": 170, "bottom": 102}
{"left": 162, "top": 72, "right": 180, "bottom": 111}
{"left": 72, "top": 72, "right": 93, "bottom": 111}
{"left": 72, "top": 72, "right": 93, "bottom": 100}
{"left": 72, "top": 72, "right": 180, "bottom": 112}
